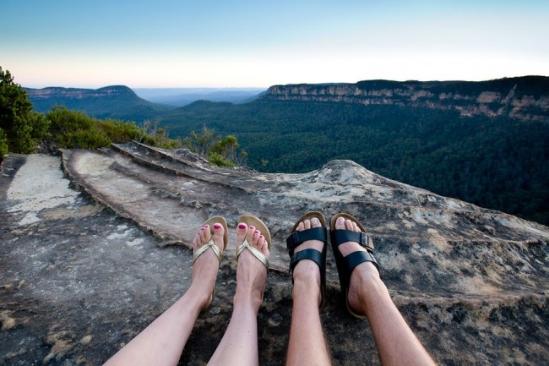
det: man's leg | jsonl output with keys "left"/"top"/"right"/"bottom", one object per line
{"left": 335, "top": 217, "right": 436, "bottom": 366}
{"left": 105, "top": 223, "right": 225, "bottom": 366}
{"left": 208, "top": 223, "right": 270, "bottom": 366}
{"left": 286, "top": 218, "right": 331, "bottom": 366}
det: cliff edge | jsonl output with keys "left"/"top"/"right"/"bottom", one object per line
{"left": 1, "top": 144, "right": 547, "bottom": 365}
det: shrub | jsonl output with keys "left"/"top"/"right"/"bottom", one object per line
{"left": 182, "top": 127, "right": 245, "bottom": 167}
{"left": 46, "top": 107, "right": 181, "bottom": 149}
{"left": 0, "top": 128, "right": 8, "bottom": 160}
{"left": 141, "top": 128, "right": 182, "bottom": 149}
{"left": 207, "top": 151, "right": 235, "bottom": 167}
{"left": 99, "top": 119, "right": 144, "bottom": 143}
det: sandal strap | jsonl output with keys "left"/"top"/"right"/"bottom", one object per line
{"left": 286, "top": 227, "right": 328, "bottom": 256}
{"left": 333, "top": 229, "right": 374, "bottom": 251}
{"left": 289, "top": 248, "right": 325, "bottom": 273}
{"left": 343, "top": 250, "right": 379, "bottom": 274}
{"left": 192, "top": 239, "right": 222, "bottom": 264}
{"left": 237, "top": 239, "right": 269, "bottom": 268}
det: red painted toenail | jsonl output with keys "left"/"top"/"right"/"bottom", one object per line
{"left": 238, "top": 223, "right": 246, "bottom": 229}
{"left": 213, "top": 223, "right": 222, "bottom": 229}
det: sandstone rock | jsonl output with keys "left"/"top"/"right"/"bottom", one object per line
{"left": 1, "top": 147, "right": 548, "bottom": 365}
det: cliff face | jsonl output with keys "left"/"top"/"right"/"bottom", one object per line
{"left": 264, "top": 76, "right": 549, "bottom": 122}
{"left": 25, "top": 85, "right": 139, "bottom": 100}
{"left": 24, "top": 85, "right": 169, "bottom": 121}
{"left": 1, "top": 145, "right": 548, "bottom": 364}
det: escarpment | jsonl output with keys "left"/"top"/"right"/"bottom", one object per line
{"left": 264, "top": 76, "right": 549, "bottom": 122}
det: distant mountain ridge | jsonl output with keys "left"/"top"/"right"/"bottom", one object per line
{"left": 134, "top": 87, "right": 264, "bottom": 106}
{"left": 264, "top": 76, "right": 549, "bottom": 122}
{"left": 25, "top": 85, "right": 171, "bottom": 122}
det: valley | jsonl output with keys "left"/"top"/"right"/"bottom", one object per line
{"left": 24, "top": 77, "right": 549, "bottom": 225}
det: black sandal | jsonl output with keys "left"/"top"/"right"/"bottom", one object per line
{"left": 286, "top": 211, "right": 328, "bottom": 307}
{"left": 330, "top": 212, "right": 379, "bottom": 318}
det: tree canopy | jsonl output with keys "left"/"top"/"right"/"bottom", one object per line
{"left": 0, "top": 67, "right": 49, "bottom": 157}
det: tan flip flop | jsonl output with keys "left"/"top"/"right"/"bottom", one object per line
{"left": 192, "top": 216, "right": 229, "bottom": 264}
{"left": 192, "top": 216, "right": 229, "bottom": 310}
{"left": 236, "top": 214, "right": 271, "bottom": 268}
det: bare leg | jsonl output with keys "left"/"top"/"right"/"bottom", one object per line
{"left": 335, "top": 217, "right": 436, "bottom": 366}
{"left": 286, "top": 218, "right": 331, "bottom": 366}
{"left": 105, "top": 222, "right": 225, "bottom": 366}
{"left": 208, "top": 222, "right": 270, "bottom": 366}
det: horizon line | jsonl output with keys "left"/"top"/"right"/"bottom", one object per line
{"left": 19, "top": 74, "right": 549, "bottom": 90}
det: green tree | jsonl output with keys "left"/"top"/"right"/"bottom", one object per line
{"left": 0, "top": 128, "right": 8, "bottom": 161}
{"left": 0, "top": 66, "right": 49, "bottom": 153}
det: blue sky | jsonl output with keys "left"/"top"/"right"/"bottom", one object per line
{"left": 2, "top": 0, "right": 548, "bottom": 87}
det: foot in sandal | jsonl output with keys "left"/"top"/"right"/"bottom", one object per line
{"left": 235, "top": 217, "right": 270, "bottom": 311}
{"left": 286, "top": 211, "right": 328, "bottom": 307}
{"left": 333, "top": 215, "right": 380, "bottom": 317}
{"left": 190, "top": 217, "right": 228, "bottom": 311}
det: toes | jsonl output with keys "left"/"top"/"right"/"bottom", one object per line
{"left": 260, "top": 237, "right": 270, "bottom": 255}
{"left": 335, "top": 216, "right": 346, "bottom": 230}
{"left": 352, "top": 222, "right": 360, "bottom": 232}
{"left": 201, "top": 224, "right": 212, "bottom": 243}
{"left": 296, "top": 222, "right": 305, "bottom": 231}
{"left": 236, "top": 222, "right": 248, "bottom": 241}
{"left": 304, "top": 219, "right": 311, "bottom": 230}
{"left": 345, "top": 219, "right": 354, "bottom": 231}
{"left": 212, "top": 222, "right": 225, "bottom": 248}
{"left": 252, "top": 229, "right": 261, "bottom": 246}
{"left": 257, "top": 235, "right": 265, "bottom": 250}
{"left": 311, "top": 217, "right": 321, "bottom": 228}
{"left": 192, "top": 233, "right": 199, "bottom": 249}
{"left": 246, "top": 225, "right": 256, "bottom": 242}
{"left": 198, "top": 225, "right": 207, "bottom": 243}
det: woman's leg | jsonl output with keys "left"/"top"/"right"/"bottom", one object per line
{"left": 286, "top": 218, "right": 331, "bottom": 366}
{"left": 335, "top": 217, "right": 435, "bottom": 366}
{"left": 208, "top": 223, "right": 270, "bottom": 366}
{"left": 105, "top": 223, "right": 225, "bottom": 366}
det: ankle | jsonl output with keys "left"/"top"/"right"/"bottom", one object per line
{"left": 234, "top": 285, "right": 263, "bottom": 312}
{"left": 188, "top": 281, "right": 214, "bottom": 310}
{"left": 356, "top": 262, "right": 381, "bottom": 286}
{"left": 348, "top": 262, "right": 385, "bottom": 314}
{"left": 292, "top": 261, "right": 321, "bottom": 287}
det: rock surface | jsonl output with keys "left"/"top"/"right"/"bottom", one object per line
{"left": 1, "top": 146, "right": 548, "bottom": 365}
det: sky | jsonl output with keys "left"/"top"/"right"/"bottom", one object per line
{"left": 2, "top": 0, "right": 548, "bottom": 88}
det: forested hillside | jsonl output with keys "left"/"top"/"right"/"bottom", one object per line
{"left": 159, "top": 100, "right": 549, "bottom": 225}
{"left": 25, "top": 85, "right": 171, "bottom": 122}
